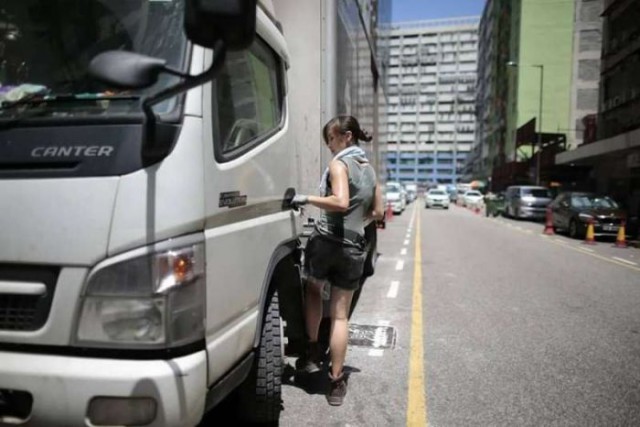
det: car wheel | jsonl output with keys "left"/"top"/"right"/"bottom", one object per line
{"left": 569, "top": 219, "right": 580, "bottom": 239}
{"left": 237, "top": 290, "right": 283, "bottom": 423}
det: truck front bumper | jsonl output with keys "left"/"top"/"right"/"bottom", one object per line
{"left": 0, "top": 350, "right": 208, "bottom": 427}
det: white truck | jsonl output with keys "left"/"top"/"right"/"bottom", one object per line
{"left": 0, "top": 0, "right": 384, "bottom": 426}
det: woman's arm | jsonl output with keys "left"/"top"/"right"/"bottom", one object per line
{"left": 307, "top": 160, "right": 350, "bottom": 212}
{"left": 368, "top": 183, "right": 384, "bottom": 220}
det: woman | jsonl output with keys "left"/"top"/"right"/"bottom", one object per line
{"left": 291, "top": 115, "right": 384, "bottom": 406}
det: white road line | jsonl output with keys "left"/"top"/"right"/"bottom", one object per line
{"left": 578, "top": 247, "right": 595, "bottom": 253}
{"left": 404, "top": 240, "right": 410, "bottom": 245}
{"left": 554, "top": 238, "right": 569, "bottom": 245}
{"left": 401, "top": 248, "right": 407, "bottom": 255}
{"left": 378, "top": 320, "right": 390, "bottom": 326}
{"left": 396, "top": 260, "right": 405, "bottom": 271}
{"left": 387, "top": 281, "right": 400, "bottom": 298}
{"left": 612, "top": 257, "right": 638, "bottom": 266}
{"left": 368, "top": 349, "right": 384, "bottom": 356}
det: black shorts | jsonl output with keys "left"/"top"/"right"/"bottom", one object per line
{"left": 303, "top": 233, "right": 367, "bottom": 291}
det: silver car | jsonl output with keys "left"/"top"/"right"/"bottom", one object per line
{"left": 505, "top": 185, "right": 552, "bottom": 220}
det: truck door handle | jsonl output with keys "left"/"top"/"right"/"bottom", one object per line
{"left": 0, "top": 280, "right": 47, "bottom": 296}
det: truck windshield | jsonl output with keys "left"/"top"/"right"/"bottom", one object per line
{"left": 0, "top": 0, "right": 187, "bottom": 118}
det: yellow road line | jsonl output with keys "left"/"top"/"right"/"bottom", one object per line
{"left": 407, "top": 206, "right": 427, "bottom": 426}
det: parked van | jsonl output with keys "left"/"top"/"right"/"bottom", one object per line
{"left": 504, "top": 185, "right": 553, "bottom": 220}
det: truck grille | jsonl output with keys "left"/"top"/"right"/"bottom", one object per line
{"left": 0, "top": 265, "right": 59, "bottom": 331}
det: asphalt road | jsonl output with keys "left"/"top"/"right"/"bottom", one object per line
{"left": 206, "top": 200, "right": 640, "bottom": 426}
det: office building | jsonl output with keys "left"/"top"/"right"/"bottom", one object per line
{"left": 384, "top": 17, "right": 479, "bottom": 186}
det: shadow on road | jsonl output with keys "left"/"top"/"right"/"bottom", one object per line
{"left": 199, "top": 362, "right": 361, "bottom": 426}
{"left": 282, "top": 362, "right": 361, "bottom": 396}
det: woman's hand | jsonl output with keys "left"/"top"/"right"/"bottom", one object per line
{"left": 368, "top": 183, "right": 384, "bottom": 220}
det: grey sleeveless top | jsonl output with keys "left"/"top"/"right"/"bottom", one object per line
{"left": 315, "top": 157, "right": 377, "bottom": 247}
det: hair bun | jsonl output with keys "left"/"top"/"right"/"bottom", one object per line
{"left": 360, "top": 129, "right": 373, "bottom": 142}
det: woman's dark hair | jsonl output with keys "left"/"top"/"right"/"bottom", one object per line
{"left": 322, "top": 115, "right": 373, "bottom": 145}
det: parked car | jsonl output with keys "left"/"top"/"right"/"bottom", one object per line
{"left": 504, "top": 185, "right": 552, "bottom": 220}
{"left": 425, "top": 189, "right": 450, "bottom": 209}
{"left": 385, "top": 181, "right": 406, "bottom": 214}
{"left": 549, "top": 191, "right": 627, "bottom": 239}
{"left": 462, "top": 190, "right": 483, "bottom": 207}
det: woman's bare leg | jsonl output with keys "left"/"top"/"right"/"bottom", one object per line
{"left": 305, "top": 279, "right": 324, "bottom": 342}
{"left": 329, "top": 287, "right": 354, "bottom": 377}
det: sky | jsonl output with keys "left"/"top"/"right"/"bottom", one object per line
{"left": 391, "top": 0, "right": 486, "bottom": 22}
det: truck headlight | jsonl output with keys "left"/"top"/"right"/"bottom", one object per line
{"left": 75, "top": 243, "right": 205, "bottom": 349}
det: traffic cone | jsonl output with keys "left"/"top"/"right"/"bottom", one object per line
{"left": 543, "top": 208, "right": 555, "bottom": 235}
{"left": 386, "top": 202, "right": 393, "bottom": 221}
{"left": 584, "top": 219, "right": 596, "bottom": 245}
{"left": 474, "top": 205, "right": 480, "bottom": 214}
{"left": 614, "top": 220, "right": 627, "bottom": 248}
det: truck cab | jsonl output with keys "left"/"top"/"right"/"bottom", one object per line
{"left": 0, "top": 1, "right": 306, "bottom": 425}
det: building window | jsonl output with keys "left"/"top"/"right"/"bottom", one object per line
{"left": 579, "top": 29, "right": 601, "bottom": 52}
{"left": 580, "top": 1, "right": 602, "bottom": 23}
{"left": 578, "top": 59, "right": 600, "bottom": 81}
{"left": 577, "top": 88, "right": 598, "bottom": 110}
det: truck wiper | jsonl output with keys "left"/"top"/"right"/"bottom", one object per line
{"left": 0, "top": 93, "right": 141, "bottom": 112}
{"left": 0, "top": 94, "right": 142, "bottom": 130}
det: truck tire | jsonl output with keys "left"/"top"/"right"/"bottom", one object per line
{"left": 237, "top": 291, "right": 283, "bottom": 423}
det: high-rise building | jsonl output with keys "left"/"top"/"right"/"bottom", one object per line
{"left": 469, "top": 0, "right": 593, "bottom": 190}
{"left": 383, "top": 17, "right": 479, "bottom": 187}
{"left": 557, "top": 0, "right": 640, "bottom": 228}
{"left": 570, "top": 0, "right": 604, "bottom": 149}
{"left": 465, "top": 0, "right": 515, "bottom": 183}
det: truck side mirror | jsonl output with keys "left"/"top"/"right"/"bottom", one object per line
{"left": 184, "top": 0, "right": 257, "bottom": 50}
{"left": 88, "top": 51, "right": 169, "bottom": 89}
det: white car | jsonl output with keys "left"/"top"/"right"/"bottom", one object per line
{"left": 462, "top": 190, "right": 484, "bottom": 207}
{"left": 385, "top": 182, "right": 406, "bottom": 214}
{"left": 425, "top": 189, "right": 450, "bottom": 209}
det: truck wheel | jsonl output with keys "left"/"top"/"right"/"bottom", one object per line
{"left": 237, "top": 291, "right": 283, "bottom": 423}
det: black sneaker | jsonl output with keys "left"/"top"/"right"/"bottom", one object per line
{"left": 327, "top": 372, "right": 347, "bottom": 406}
{"left": 302, "top": 341, "right": 322, "bottom": 374}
